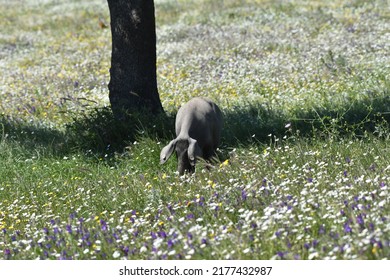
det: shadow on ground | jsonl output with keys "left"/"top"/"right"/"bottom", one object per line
{"left": 0, "top": 116, "right": 66, "bottom": 156}
{"left": 222, "top": 92, "right": 390, "bottom": 145}
{"left": 1, "top": 93, "right": 389, "bottom": 158}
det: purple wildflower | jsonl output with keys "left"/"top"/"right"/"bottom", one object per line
{"left": 186, "top": 213, "right": 195, "bottom": 219}
{"left": 82, "top": 231, "right": 90, "bottom": 240}
{"left": 60, "top": 250, "right": 68, "bottom": 259}
{"left": 66, "top": 225, "right": 72, "bottom": 234}
{"left": 356, "top": 214, "right": 364, "bottom": 226}
{"left": 241, "top": 189, "right": 247, "bottom": 201}
{"left": 199, "top": 196, "right": 205, "bottom": 204}
{"left": 344, "top": 222, "right": 352, "bottom": 233}
{"left": 122, "top": 246, "right": 129, "bottom": 256}
{"left": 4, "top": 248, "right": 11, "bottom": 256}
{"left": 100, "top": 219, "right": 108, "bottom": 231}
{"left": 167, "top": 204, "right": 175, "bottom": 214}
{"left": 339, "top": 244, "right": 346, "bottom": 253}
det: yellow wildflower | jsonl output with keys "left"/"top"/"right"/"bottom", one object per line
{"left": 219, "top": 159, "right": 229, "bottom": 168}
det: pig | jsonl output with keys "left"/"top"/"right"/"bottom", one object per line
{"left": 160, "top": 97, "right": 223, "bottom": 175}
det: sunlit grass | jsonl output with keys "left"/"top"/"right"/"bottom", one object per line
{"left": 1, "top": 133, "right": 389, "bottom": 259}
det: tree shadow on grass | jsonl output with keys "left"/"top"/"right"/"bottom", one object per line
{"left": 67, "top": 91, "right": 390, "bottom": 155}
{"left": 1, "top": 93, "right": 389, "bottom": 159}
{"left": 65, "top": 108, "right": 176, "bottom": 155}
{"left": 222, "top": 93, "right": 390, "bottom": 146}
{"left": 0, "top": 116, "right": 67, "bottom": 157}
{"left": 0, "top": 109, "right": 175, "bottom": 158}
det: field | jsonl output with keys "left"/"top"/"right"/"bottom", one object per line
{"left": 0, "top": 0, "right": 389, "bottom": 260}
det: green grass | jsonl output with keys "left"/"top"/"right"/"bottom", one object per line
{"left": 0, "top": 0, "right": 389, "bottom": 259}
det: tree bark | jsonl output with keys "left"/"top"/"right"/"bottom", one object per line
{"left": 107, "top": 0, "right": 163, "bottom": 119}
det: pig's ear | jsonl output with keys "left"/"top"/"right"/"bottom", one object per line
{"left": 160, "top": 139, "right": 177, "bottom": 164}
{"left": 188, "top": 138, "right": 202, "bottom": 167}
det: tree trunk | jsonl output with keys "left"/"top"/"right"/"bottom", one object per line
{"left": 107, "top": 0, "right": 163, "bottom": 119}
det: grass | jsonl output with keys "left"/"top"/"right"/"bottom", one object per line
{"left": 0, "top": 0, "right": 389, "bottom": 259}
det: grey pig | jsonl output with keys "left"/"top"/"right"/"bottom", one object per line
{"left": 160, "top": 97, "right": 223, "bottom": 175}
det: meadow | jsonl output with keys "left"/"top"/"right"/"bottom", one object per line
{"left": 0, "top": 0, "right": 389, "bottom": 260}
